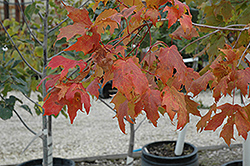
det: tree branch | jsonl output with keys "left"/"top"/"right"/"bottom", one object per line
{"left": 180, "top": 24, "right": 248, "bottom": 53}
{"left": 17, "top": 0, "right": 43, "bottom": 45}
{"left": 98, "top": 98, "right": 133, "bottom": 125}
{"left": 237, "top": 41, "right": 250, "bottom": 68}
{"left": 192, "top": 23, "right": 248, "bottom": 31}
{"left": 0, "top": 21, "right": 42, "bottom": 76}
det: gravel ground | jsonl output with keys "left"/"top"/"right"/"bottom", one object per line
{"left": 0, "top": 90, "right": 249, "bottom": 165}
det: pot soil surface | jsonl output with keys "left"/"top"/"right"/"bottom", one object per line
{"left": 147, "top": 142, "right": 193, "bottom": 157}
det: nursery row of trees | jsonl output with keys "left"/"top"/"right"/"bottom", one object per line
{"left": 1, "top": 0, "right": 250, "bottom": 165}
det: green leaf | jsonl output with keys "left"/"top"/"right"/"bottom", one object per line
{"left": 10, "top": 84, "right": 29, "bottom": 95}
{"left": 35, "top": 46, "right": 43, "bottom": 58}
{"left": 20, "top": 104, "right": 32, "bottom": 115}
{"left": 238, "top": 6, "right": 250, "bottom": 24}
{"left": 64, "top": 51, "right": 75, "bottom": 57}
{"left": 18, "top": 39, "right": 35, "bottom": 45}
{"left": 11, "top": 60, "right": 22, "bottom": 68}
{"left": 0, "top": 75, "right": 11, "bottom": 82}
{"left": 24, "top": 3, "right": 37, "bottom": 21}
{"left": 55, "top": 38, "right": 67, "bottom": 47}
{"left": 185, "top": 43, "right": 197, "bottom": 54}
{"left": 4, "top": 58, "right": 14, "bottom": 68}
{"left": 2, "top": 84, "right": 12, "bottom": 97}
{"left": 34, "top": 104, "right": 42, "bottom": 116}
{"left": 12, "top": 76, "right": 27, "bottom": 85}
{"left": 0, "top": 105, "right": 13, "bottom": 120}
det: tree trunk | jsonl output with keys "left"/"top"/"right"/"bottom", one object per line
{"left": 127, "top": 123, "right": 135, "bottom": 166}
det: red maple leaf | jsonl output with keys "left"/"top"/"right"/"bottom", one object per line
{"left": 111, "top": 92, "right": 134, "bottom": 134}
{"left": 161, "top": 85, "right": 188, "bottom": 129}
{"left": 156, "top": 45, "right": 187, "bottom": 84}
{"left": 112, "top": 58, "right": 148, "bottom": 100}
{"left": 189, "top": 70, "right": 215, "bottom": 96}
{"left": 37, "top": 74, "right": 60, "bottom": 91}
{"left": 144, "top": 9, "right": 161, "bottom": 26}
{"left": 64, "top": 27, "right": 101, "bottom": 55}
{"left": 57, "top": 5, "right": 92, "bottom": 41}
{"left": 47, "top": 56, "right": 88, "bottom": 79}
{"left": 86, "top": 78, "right": 100, "bottom": 98}
{"left": 236, "top": 67, "right": 250, "bottom": 96}
{"left": 43, "top": 82, "right": 91, "bottom": 124}
{"left": 140, "top": 89, "right": 162, "bottom": 127}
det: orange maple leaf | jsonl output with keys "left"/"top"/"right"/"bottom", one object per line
{"left": 170, "top": 25, "right": 199, "bottom": 40}
{"left": 204, "top": 103, "right": 250, "bottom": 146}
{"left": 196, "top": 104, "right": 216, "bottom": 132}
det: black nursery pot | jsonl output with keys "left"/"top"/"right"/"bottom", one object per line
{"left": 141, "top": 141, "right": 199, "bottom": 166}
{"left": 221, "top": 160, "right": 242, "bottom": 166}
{"left": 17, "top": 157, "right": 75, "bottom": 166}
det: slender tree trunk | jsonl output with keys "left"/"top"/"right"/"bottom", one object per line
{"left": 127, "top": 123, "right": 135, "bottom": 166}
{"left": 42, "top": 0, "right": 52, "bottom": 165}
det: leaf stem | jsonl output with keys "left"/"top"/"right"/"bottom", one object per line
{"left": 127, "top": 24, "right": 152, "bottom": 57}
{"left": 0, "top": 21, "right": 42, "bottom": 76}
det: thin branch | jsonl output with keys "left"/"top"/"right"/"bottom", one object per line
{"left": 22, "top": 131, "right": 44, "bottom": 154}
{"left": 237, "top": 41, "right": 250, "bottom": 68}
{"left": 127, "top": 25, "right": 152, "bottom": 57}
{"left": 134, "top": 117, "right": 146, "bottom": 132}
{"left": 192, "top": 23, "right": 248, "bottom": 31}
{"left": 48, "top": 0, "right": 91, "bottom": 34}
{"left": 31, "top": 0, "right": 44, "bottom": 20}
{"left": 21, "top": 92, "right": 43, "bottom": 109}
{"left": 180, "top": 30, "right": 219, "bottom": 52}
{"left": 232, "top": 31, "right": 242, "bottom": 49}
{"left": 98, "top": 98, "right": 133, "bottom": 125}
{"left": 47, "top": 50, "right": 64, "bottom": 61}
{"left": 13, "top": 109, "right": 41, "bottom": 137}
{"left": 0, "top": 21, "right": 42, "bottom": 76}
{"left": 180, "top": 24, "right": 248, "bottom": 53}
{"left": 17, "top": 0, "right": 43, "bottom": 45}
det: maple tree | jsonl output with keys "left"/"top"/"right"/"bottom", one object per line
{"left": 36, "top": 0, "right": 250, "bottom": 147}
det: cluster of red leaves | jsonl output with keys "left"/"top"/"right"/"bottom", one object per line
{"left": 38, "top": 0, "right": 250, "bottom": 145}
{"left": 190, "top": 45, "right": 250, "bottom": 145}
